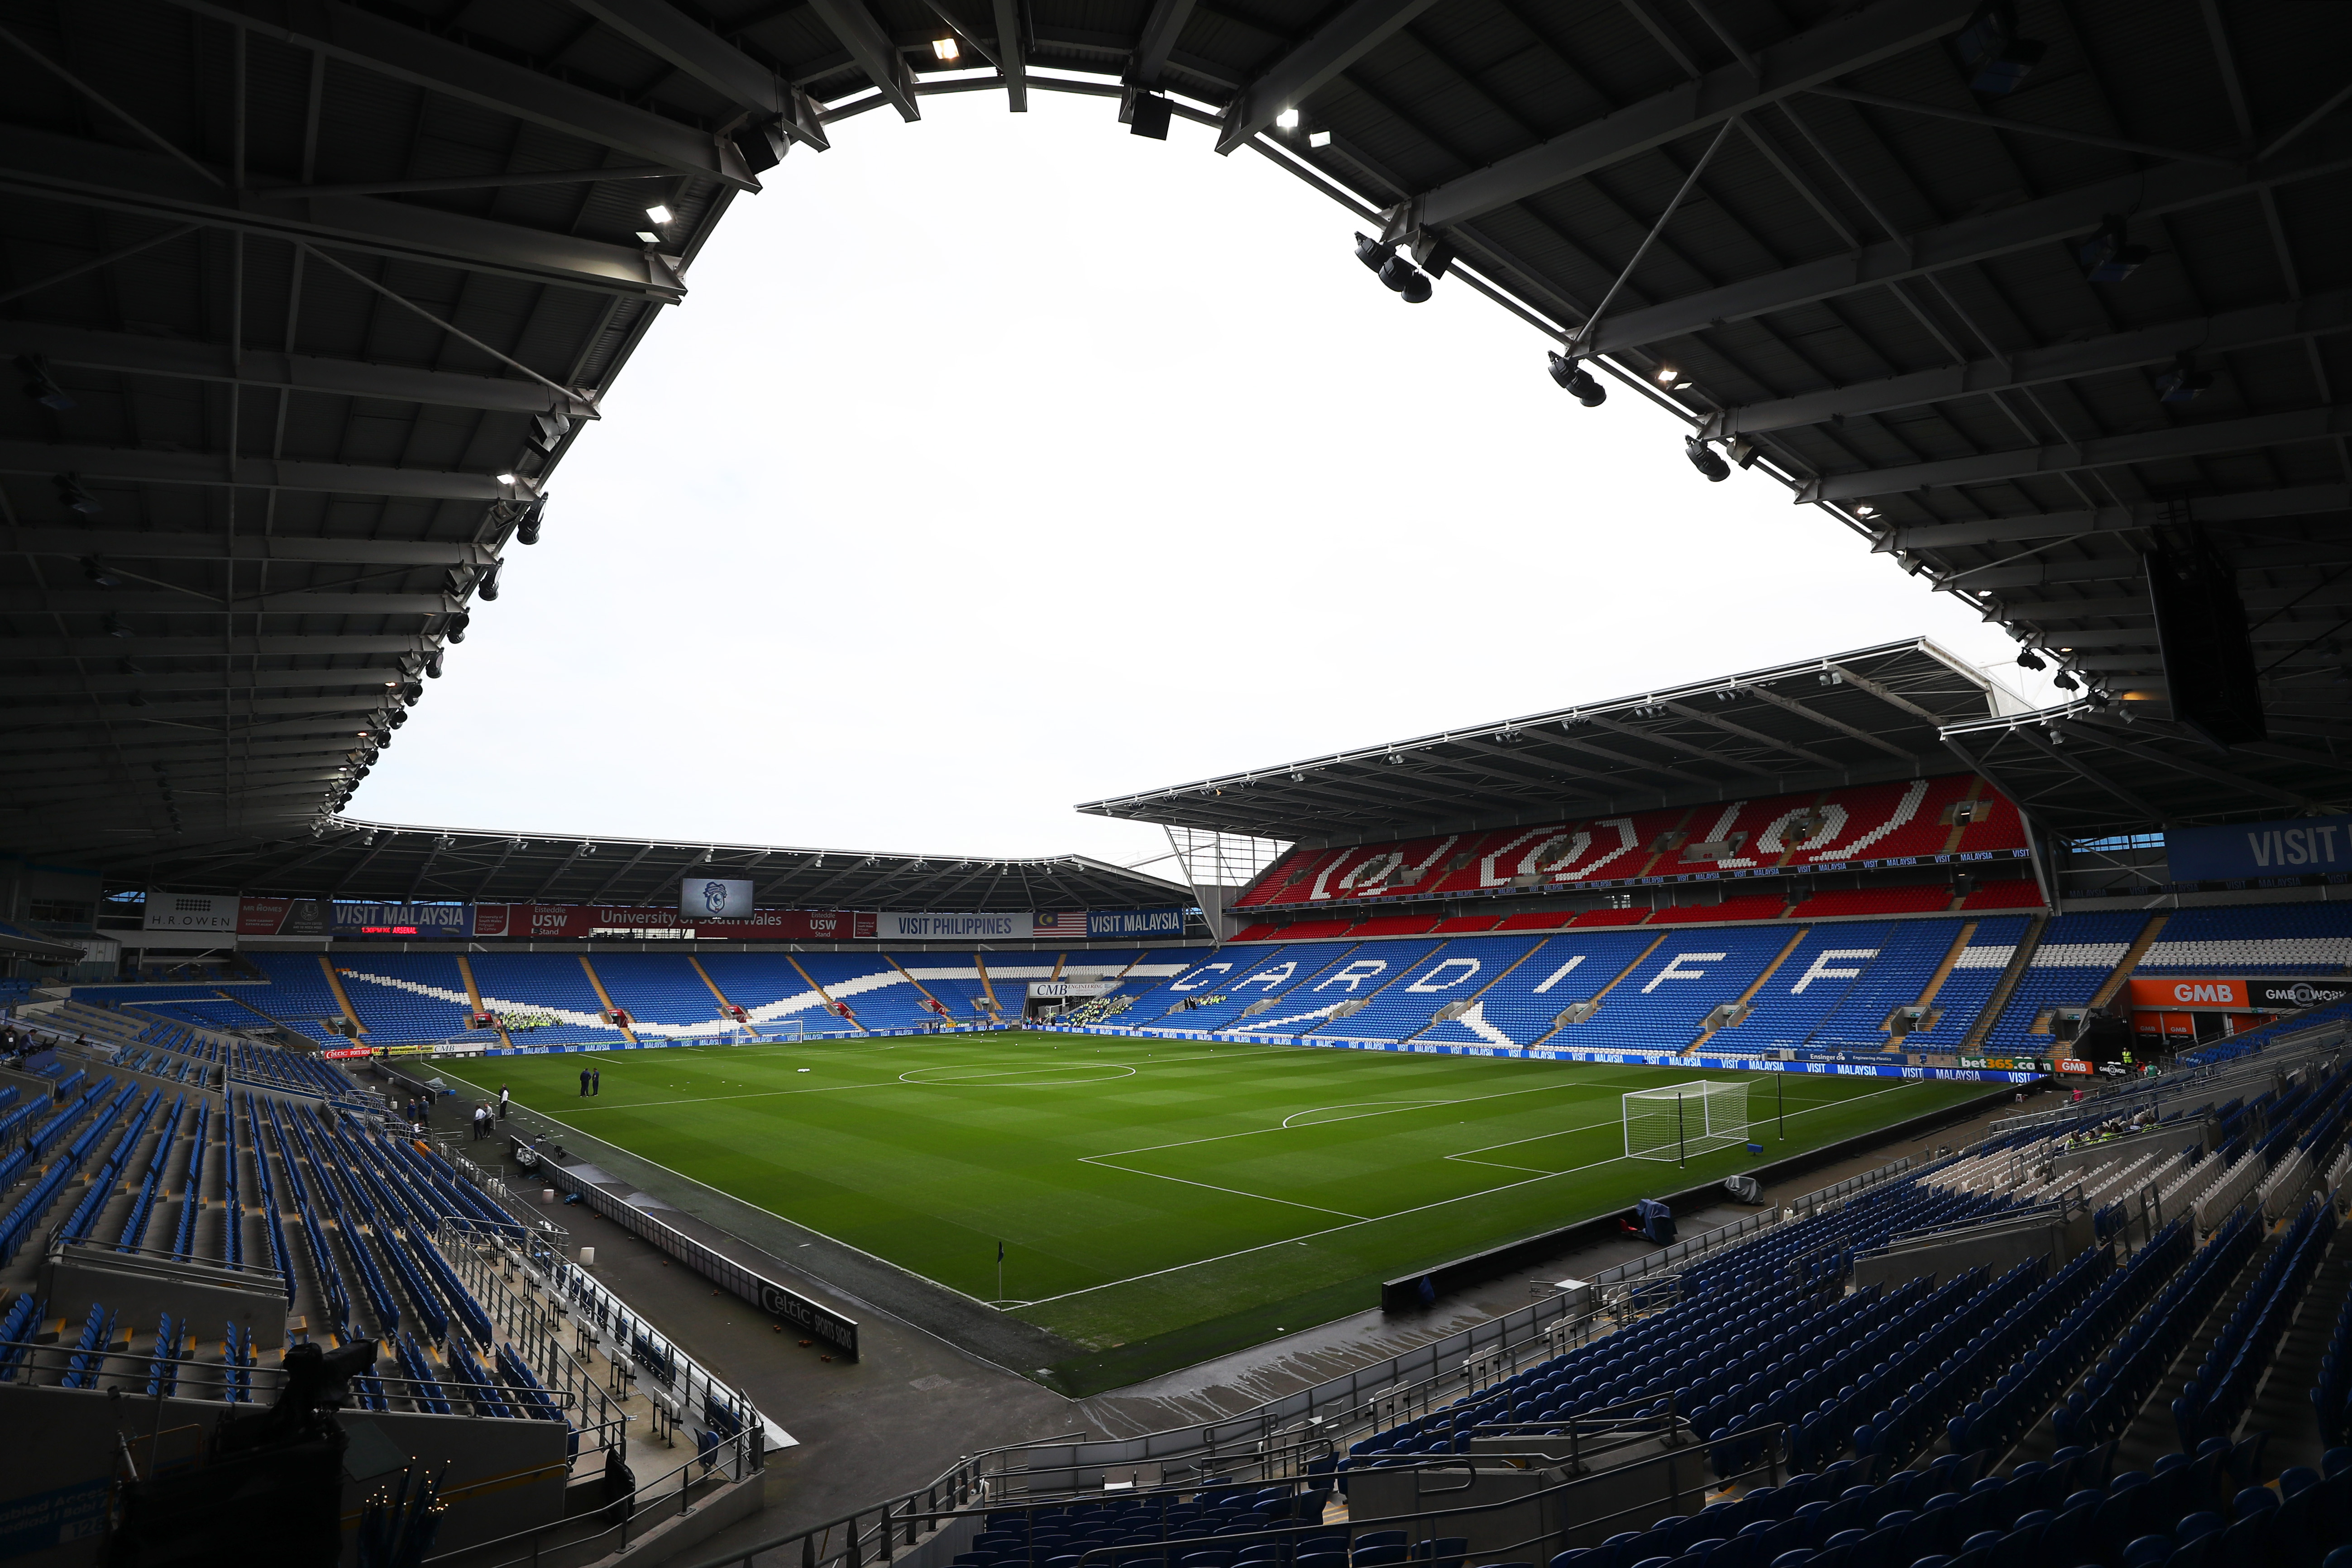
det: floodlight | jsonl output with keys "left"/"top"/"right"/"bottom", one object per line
{"left": 1855, "top": 504, "right": 1878, "bottom": 517}
{"left": 1684, "top": 437, "right": 1730, "bottom": 482}
{"left": 1729, "top": 437, "right": 1760, "bottom": 470}
{"left": 1547, "top": 352, "right": 1606, "bottom": 405}
{"left": 1396, "top": 267, "right": 1433, "bottom": 304}
{"left": 1308, "top": 130, "right": 1332, "bottom": 148}
{"left": 104, "top": 613, "right": 132, "bottom": 639}
{"left": 2016, "top": 649, "right": 2046, "bottom": 671}
{"left": 477, "top": 561, "right": 502, "bottom": 601}
{"left": 1275, "top": 108, "right": 1300, "bottom": 129}
{"left": 445, "top": 611, "right": 470, "bottom": 643}
{"left": 2155, "top": 352, "right": 2213, "bottom": 403}
{"left": 645, "top": 204, "right": 673, "bottom": 224}
{"left": 424, "top": 648, "right": 444, "bottom": 678}
{"left": 15, "top": 353, "right": 72, "bottom": 410}
{"left": 636, "top": 231, "right": 661, "bottom": 244}
{"left": 496, "top": 472, "right": 518, "bottom": 486}
{"left": 1655, "top": 365, "right": 1679, "bottom": 383}
{"left": 932, "top": 37, "right": 960, "bottom": 60}
{"left": 1950, "top": 2, "right": 2045, "bottom": 96}
{"left": 2076, "top": 215, "right": 2148, "bottom": 283}
{"left": 54, "top": 472, "right": 100, "bottom": 514}
{"left": 81, "top": 556, "right": 118, "bottom": 587}
{"left": 2053, "top": 671, "right": 2079, "bottom": 691}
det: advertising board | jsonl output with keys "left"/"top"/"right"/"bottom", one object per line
{"left": 2166, "top": 812, "right": 2352, "bottom": 882}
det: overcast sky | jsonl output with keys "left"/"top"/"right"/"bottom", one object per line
{"left": 353, "top": 88, "right": 2053, "bottom": 875}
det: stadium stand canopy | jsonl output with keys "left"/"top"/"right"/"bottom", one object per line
{"left": 105, "top": 818, "right": 1189, "bottom": 910}
{"left": 4, "top": 0, "right": 2349, "bottom": 865}
{"left": 1084, "top": 636, "right": 2352, "bottom": 845}
{"left": 1085, "top": 639, "right": 2020, "bottom": 844}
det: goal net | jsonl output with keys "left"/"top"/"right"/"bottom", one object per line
{"left": 1624, "top": 1080, "right": 1750, "bottom": 1162}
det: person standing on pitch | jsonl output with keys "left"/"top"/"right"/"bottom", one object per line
{"left": 498, "top": 1084, "right": 510, "bottom": 1121}
{"left": 579, "top": 1064, "right": 591, "bottom": 1097}
{"left": 591, "top": 1066, "right": 601, "bottom": 1096}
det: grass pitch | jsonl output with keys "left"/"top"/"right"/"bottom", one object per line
{"left": 449, "top": 1032, "right": 1989, "bottom": 1391}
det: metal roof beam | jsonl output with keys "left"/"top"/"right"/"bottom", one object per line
{"left": 1590, "top": 133, "right": 2352, "bottom": 356}
{"left": 2060, "top": 715, "right": 2322, "bottom": 810}
{"left": 0, "top": 635, "right": 430, "bottom": 659}
{"left": 0, "top": 125, "right": 683, "bottom": 302}
{"left": 1736, "top": 682, "right": 1917, "bottom": 760}
{"left": 0, "top": 672, "right": 406, "bottom": 697}
{"left": 7, "top": 529, "right": 497, "bottom": 568}
{"left": 1878, "top": 486, "right": 2352, "bottom": 552}
{"left": 0, "top": 590, "right": 455, "bottom": 616}
{"left": 1947, "top": 543, "right": 2352, "bottom": 592}
{"left": 1658, "top": 699, "right": 1845, "bottom": 771}
{"left": 1804, "top": 405, "right": 2352, "bottom": 504}
{"left": 1128, "top": 0, "right": 1198, "bottom": 86}
{"left": 1, "top": 695, "right": 386, "bottom": 724}
{"left": 993, "top": 0, "right": 1027, "bottom": 110}
{"left": 0, "top": 321, "right": 595, "bottom": 417}
{"left": 1576, "top": 712, "right": 1783, "bottom": 781}
{"left": 0, "top": 438, "right": 507, "bottom": 501}
{"left": 2001, "top": 582, "right": 2352, "bottom": 619}
{"left": 804, "top": 0, "right": 921, "bottom": 120}
{"left": 571, "top": 0, "right": 830, "bottom": 148}
{"left": 1708, "top": 288, "right": 2352, "bottom": 438}
{"left": 164, "top": 0, "right": 757, "bottom": 188}
{"left": 2010, "top": 725, "right": 2167, "bottom": 823}
{"left": 1216, "top": 0, "right": 1444, "bottom": 155}
{"left": 1402, "top": 0, "right": 1974, "bottom": 227}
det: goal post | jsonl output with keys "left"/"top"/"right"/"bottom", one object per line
{"left": 1623, "top": 1079, "right": 1750, "bottom": 1163}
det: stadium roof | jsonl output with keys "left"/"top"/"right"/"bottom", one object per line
{"left": 114, "top": 817, "right": 1190, "bottom": 910}
{"left": 1080, "top": 639, "right": 2009, "bottom": 843}
{"left": 4, "top": 0, "right": 2348, "bottom": 868}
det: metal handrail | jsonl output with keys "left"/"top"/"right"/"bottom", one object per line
{"left": 418, "top": 1421, "right": 762, "bottom": 1568}
{"left": 680, "top": 1420, "right": 1791, "bottom": 1568}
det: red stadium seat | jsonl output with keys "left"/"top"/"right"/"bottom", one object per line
{"left": 1229, "top": 921, "right": 1281, "bottom": 941}
{"left": 1431, "top": 915, "right": 1502, "bottom": 933}
{"left": 1564, "top": 909, "right": 1649, "bottom": 927}
{"left": 1496, "top": 910, "right": 1579, "bottom": 931}
{"left": 1346, "top": 915, "right": 1440, "bottom": 937}
{"left": 1649, "top": 893, "right": 1790, "bottom": 924}
{"left": 1786, "top": 886, "right": 1956, "bottom": 918}
{"left": 1960, "top": 882, "right": 2045, "bottom": 910}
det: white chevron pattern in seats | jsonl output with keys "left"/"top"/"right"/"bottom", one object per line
{"left": 1451, "top": 1001, "right": 1515, "bottom": 1048}
{"left": 746, "top": 969, "right": 909, "bottom": 1023}
{"left": 2142, "top": 938, "right": 2352, "bottom": 969}
{"left": 2030, "top": 943, "right": 2130, "bottom": 968}
{"left": 339, "top": 969, "right": 733, "bottom": 1036}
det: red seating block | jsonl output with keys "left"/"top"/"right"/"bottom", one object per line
{"left": 1565, "top": 909, "right": 1650, "bottom": 927}
{"left": 1649, "top": 893, "right": 1790, "bottom": 925}
{"left": 1787, "top": 886, "right": 1955, "bottom": 918}
{"left": 1347, "top": 915, "right": 1439, "bottom": 937}
{"left": 1960, "top": 882, "right": 2045, "bottom": 910}
{"left": 1496, "top": 910, "right": 1579, "bottom": 931}
{"left": 1432, "top": 915, "right": 1502, "bottom": 934}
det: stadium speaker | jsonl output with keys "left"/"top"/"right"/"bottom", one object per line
{"left": 1128, "top": 93, "right": 1172, "bottom": 139}
{"left": 2144, "top": 534, "right": 2264, "bottom": 747}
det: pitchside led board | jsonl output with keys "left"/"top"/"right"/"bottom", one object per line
{"left": 2166, "top": 812, "right": 2352, "bottom": 882}
{"left": 680, "top": 878, "right": 755, "bottom": 920}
